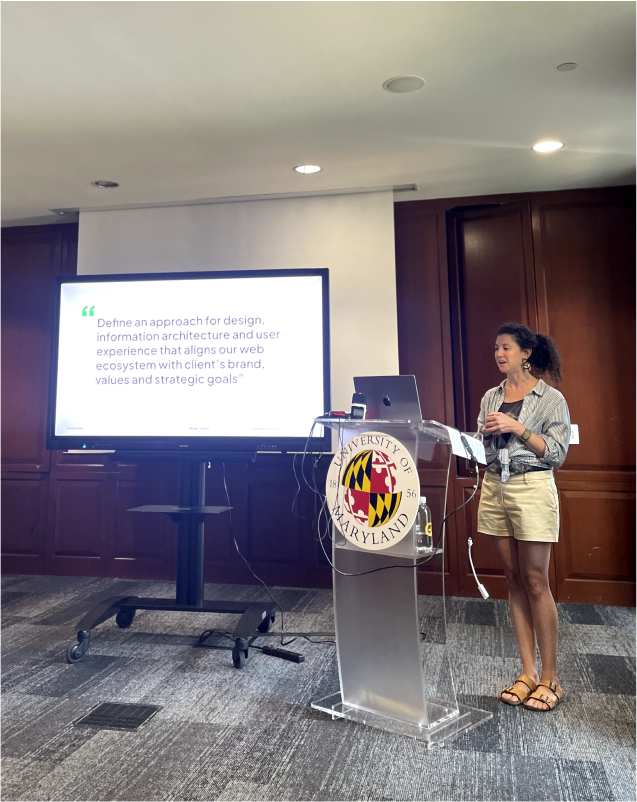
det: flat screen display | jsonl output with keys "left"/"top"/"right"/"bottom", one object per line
{"left": 47, "top": 269, "right": 330, "bottom": 452}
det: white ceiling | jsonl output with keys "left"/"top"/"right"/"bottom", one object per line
{"left": 2, "top": 1, "right": 635, "bottom": 226}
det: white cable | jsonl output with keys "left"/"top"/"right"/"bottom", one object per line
{"left": 468, "top": 537, "right": 489, "bottom": 599}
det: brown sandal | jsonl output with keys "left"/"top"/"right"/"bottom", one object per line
{"left": 499, "top": 674, "right": 538, "bottom": 706}
{"left": 522, "top": 679, "right": 564, "bottom": 711}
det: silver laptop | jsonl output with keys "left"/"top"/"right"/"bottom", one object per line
{"left": 353, "top": 375, "right": 423, "bottom": 421}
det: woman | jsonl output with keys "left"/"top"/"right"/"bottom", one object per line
{"left": 477, "top": 323, "right": 570, "bottom": 712}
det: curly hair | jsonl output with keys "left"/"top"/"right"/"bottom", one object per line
{"left": 496, "top": 323, "right": 562, "bottom": 384}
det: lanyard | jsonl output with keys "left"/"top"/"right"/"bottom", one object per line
{"left": 498, "top": 448, "right": 510, "bottom": 483}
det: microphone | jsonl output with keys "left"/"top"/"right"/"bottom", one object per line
{"left": 460, "top": 434, "right": 480, "bottom": 490}
{"left": 460, "top": 434, "right": 478, "bottom": 464}
{"left": 350, "top": 392, "right": 367, "bottom": 420}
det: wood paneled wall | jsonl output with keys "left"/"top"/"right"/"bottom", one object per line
{"left": 2, "top": 186, "right": 635, "bottom": 606}
{"left": 395, "top": 185, "right": 635, "bottom": 606}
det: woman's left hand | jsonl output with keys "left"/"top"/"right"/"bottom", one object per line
{"left": 483, "top": 412, "right": 524, "bottom": 436}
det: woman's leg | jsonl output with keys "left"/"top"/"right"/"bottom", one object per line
{"left": 490, "top": 536, "right": 539, "bottom": 701}
{"left": 516, "top": 540, "right": 560, "bottom": 710}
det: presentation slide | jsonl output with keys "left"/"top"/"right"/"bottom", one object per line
{"left": 54, "top": 274, "right": 326, "bottom": 439}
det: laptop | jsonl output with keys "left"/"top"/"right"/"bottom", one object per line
{"left": 353, "top": 375, "right": 423, "bottom": 422}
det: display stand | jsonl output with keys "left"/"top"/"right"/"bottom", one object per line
{"left": 311, "top": 418, "right": 492, "bottom": 747}
{"left": 65, "top": 455, "right": 276, "bottom": 669}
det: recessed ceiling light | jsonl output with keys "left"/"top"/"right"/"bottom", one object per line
{"left": 532, "top": 141, "right": 564, "bottom": 153}
{"left": 557, "top": 63, "right": 578, "bottom": 72}
{"left": 91, "top": 180, "right": 120, "bottom": 188}
{"left": 293, "top": 165, "right": 321, "bottom": 174}
{"left": 382, "top": 75, "right": 425, "bottom": 93}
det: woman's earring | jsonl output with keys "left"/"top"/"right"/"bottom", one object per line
{"left": 523, "top": 360, "right": 532, "bottom": 371}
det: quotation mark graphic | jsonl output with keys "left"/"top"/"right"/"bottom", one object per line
{"left": 82, "top": 306, "right": 95, "bottom": 317}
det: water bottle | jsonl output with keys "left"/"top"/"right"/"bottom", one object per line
{"left": 415, "top": 497, "right": 433, "bottom": 555}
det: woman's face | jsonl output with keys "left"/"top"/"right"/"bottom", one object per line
{"left": 494, "top": 334, "right": 530, "bottom": 374}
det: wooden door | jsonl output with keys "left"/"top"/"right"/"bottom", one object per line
{"left": 532, "top": 188, "right": 636, "bottom": 605}
{"left": 447, "top": 202, "right": 557, "bottom": 599}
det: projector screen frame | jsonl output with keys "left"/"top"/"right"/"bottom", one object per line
{"left": 46, "top": 267, "right": 331, "bottom": 454}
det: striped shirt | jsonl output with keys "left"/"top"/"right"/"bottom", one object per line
{"left": 477, "top": 379, "right": 571, "bottom": 475}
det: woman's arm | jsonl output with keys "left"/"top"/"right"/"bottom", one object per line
{"left": 482, "top": 413, "right": 543, "bottom": 451}
{"left": 538, "top": 400, "right": 571, "bottom": 467}
{"left": 482, "top": 398, "right": 571, "bottom": 466}
{"left": 477, "top": 394, "right": 496, "bottom": 451}
{"left": 477, "top": 396, "right": 487, "bottom": 435}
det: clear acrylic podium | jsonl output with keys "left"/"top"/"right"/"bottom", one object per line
{"left": 311, "top": 418, "right": 492, "bottom": 748}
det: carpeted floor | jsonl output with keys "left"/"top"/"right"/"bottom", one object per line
{"left": 1, "top": 574, "right": 635, "bottom": 801}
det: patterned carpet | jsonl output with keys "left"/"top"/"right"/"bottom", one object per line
{"left": 1, "top": 574, "right": 635, "bottom": 801}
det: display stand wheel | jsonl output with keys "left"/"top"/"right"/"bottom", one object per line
{"left": 258, "top": 614, "right": 276, "bottom": 634}
{"left": 232, "top": 645, "right": 249, "bottom": 669}
{"left": 66, "top": 631, "right": 91, "bottom": 663}
{"left": 116, "top": 608, "right": 136, "bottom": 629}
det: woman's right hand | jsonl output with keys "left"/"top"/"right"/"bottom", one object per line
{"left": 483, "top": 412, "right": 523, "bottom": 436}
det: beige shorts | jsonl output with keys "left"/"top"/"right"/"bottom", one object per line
{"left": 477, "top": 470, "right": 559, "bottom": 542}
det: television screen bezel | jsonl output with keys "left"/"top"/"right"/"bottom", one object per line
{"left": 46, "top": 268, "right": 331, "bottom": 454}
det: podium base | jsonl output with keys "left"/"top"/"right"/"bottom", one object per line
{"left": 311, "top": 692, "right": 492, "bottom": 749}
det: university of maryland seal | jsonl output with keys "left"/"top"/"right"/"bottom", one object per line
{"left": 325, "top": 432, "right": 420, "bottom": 551}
